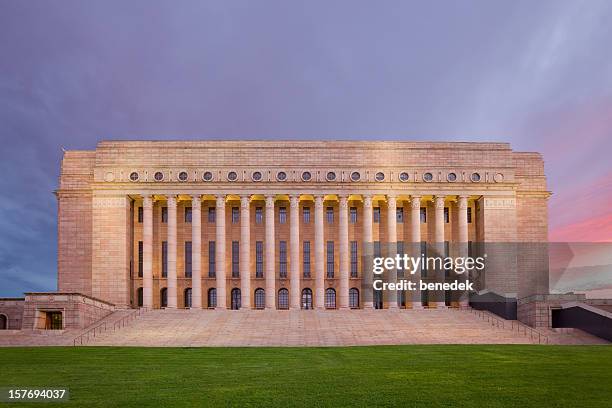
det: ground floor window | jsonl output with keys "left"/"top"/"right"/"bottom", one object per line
{"left": 278, "top": 288, "right": 289, "bottom": 310}
{"left": 208, "top": 288, "right": 217, "bottom": 308}
{"left": 160, "top": 288, "right": 168, "bottom": 308}
{"left": 137, "top": 287, "right": 143, "bottom": 307}
{"left": 421, "top": 289, "right": 429, "bottom": 307}
{"left": 302, "top": 288, "right": 313, "bottom": 310}
{"left": 254, "top": 288, "right": 265, "bottom": 309}
{"left": 184, "top": 288, "right": 192, "bottom": 308}
{"left": 231, "top": 288, "right": 241, "bottom": 310}
{"left": 349, "top": 288, "right": 359, "bottom": 309}
{"left": 374, "top": 290, "right": 383, "bottom": 309}
{"left": 45, "top": 312, "right": 62, "bottom": 330}
{"left": 325, "top": 288, "right": 336, "bottom": 309}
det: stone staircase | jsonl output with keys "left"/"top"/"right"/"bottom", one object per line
{"left": 85, "top": 308, "right": 594, "bottom": 347}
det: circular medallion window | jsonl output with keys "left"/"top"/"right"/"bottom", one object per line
{"left": 301, "top": 171, "right": 312, "bottom": 181}
{"left": 227, "top": 171, "right": 238, "bottom": 182}
{"left": 375, "top": 172, "right": 385, "bottom": 182}
{"left": 494, "top": 173, "right": 504, "bottom": 183}
{"left": 129, "top": 172, "right": 139, "bottom": 182}
{"left": 178, "top": 171, "right": 188, "bottom": 182}
{"left": 470, "top": 172, "right": 481, "bottom": 182}
{"left": 202, "top": 171, "right": 213, "bottom": 182}
{"left": 447, "top": 172, "right": 457, "bottom": 182}
{"left": 276, "top": 171, "right": 287, "bottom": 181}
{"left": 154, "top": 171, "right": 164, "bottom": 182}
{"left": 399, "top": 172, "right": 409, "bottom": 182}
{"left": 423, "top": 172, "right": 433, "bottom": 182}
{"left": 326, "top": 171, "right": 337, "bottom": 181}
{"left": 350, "top": 171, "right": 361, "bottom": 182}
{"left": 252, "top": 171, "right": 262, "bottom": 182}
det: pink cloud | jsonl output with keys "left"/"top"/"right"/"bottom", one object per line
{"left": 549, "top": 212, "right": 612, "bottom": 242}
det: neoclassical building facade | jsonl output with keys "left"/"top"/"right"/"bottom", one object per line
{"left": 55, "top": 140, "right": 550, "bottom": 312}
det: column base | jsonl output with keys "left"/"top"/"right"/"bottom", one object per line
{"left": 411, "top": 303, "right": 424, "bottom": 310}
{"left": 363, "top": 301, "right": 374, "bottom": 309}
{"left": 434, "top": 302, "right": 447, "bottom": 309}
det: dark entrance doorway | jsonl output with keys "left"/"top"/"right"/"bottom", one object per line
{"left": 231, "top": 288, "right": 241, "bottom": 310}
{"left": 45, "top": 312, "right": 62, "bottom": 330}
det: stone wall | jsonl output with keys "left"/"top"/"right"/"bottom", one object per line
{"left": 0, "top": 298, "right": 25, "bottom": 329}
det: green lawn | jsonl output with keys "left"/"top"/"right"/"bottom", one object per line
{"left": 0, "top": 346, "right": 610, "bottom": 407}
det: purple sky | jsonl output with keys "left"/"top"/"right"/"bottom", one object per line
{"left": 1, "top": 1, "right": 611, "bottom": 296}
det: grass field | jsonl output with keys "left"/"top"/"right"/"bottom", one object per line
{"left": 0, "top": 346, "right": 611, "bottom": 407}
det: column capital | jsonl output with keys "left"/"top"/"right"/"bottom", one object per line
{"left": 338, "top": 194, "right": 348, "bottom": 208}
{"left": 215, "top": 195, "right": 225, "bottom": 208}
{"left": 387, "top": 194, "right": 397, "bottom": 206}
{"left": 265, "top": 195, "right": 275, "bottom": 208}
{"left": 289, "top": 194, "right": 300, "bottom": 208}
{"left": 240, "top": 195, "right": 250, "bottom": 208}
{"left": 434, "top": 195, "right": 445, "bottom": 209}
{"left": 410, "top": 196, "right": 421, "bottom": 209}
{"left": 167, "top": 195, "right": 177, "bottom": 207}
{"left": 363, "top": 194, "right": 372, "bottom": 209}
{"left": 143, "top": 195, "right": 153, "bottom": 208}
{"left": 457, "top": 195, "right": 469, "bottom": 209}
{"left": 314, "top": 195, "right": 324, "bottom": 208}
{"left": 192, "top": 195, "right": 201, "bottom": 209}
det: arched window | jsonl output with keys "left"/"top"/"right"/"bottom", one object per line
{"left": 325, "top": 288, "right": 336, "bottom": 309}
{"left": 301, "top": 288, "right": 313, "bottom": 310}
{"left": 0, "top": 314, "right": 7, "bottom": 330}
{"left": 137, "top": 287, "right": 143, "bottom": 307}
{"left": 208, "top": 288, "right": 217, "bottom": 308}
{"left": 349, "top": 288, "right": 359, "bottom": 309}
{"left": 184, "top": 288, "right": 192, "bottom": 308}
{"left": 160, "top": 288, "right": 168, "bottom": 308}
{"left": 278, "top": 288, "right": 289, "bottom": 310}
{"left": 254, "top": 288, "right": 265, "bottom": 309}
{"left": 374, "top": 289, "right": 383, "bottom": 309}
{"left": 231, "top": 288, "right": 241, "bottom": 310}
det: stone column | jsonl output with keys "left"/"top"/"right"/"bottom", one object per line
{"left": 362, "top": 194, "right": 374, "bottom": 309}
{"left": 265, "top": 195, "right": 276, "bottom": 309}
{"left": 215, "top": 195, "right": 227, "bottom": 309}
{"left": 434, "top": 195, "right": 446, "bottom": 308}
{"left": 314, "top": 195, "right": 325, "bottom": 309}
{"left": 338, "top": 194, "right": 349, "bottom": 309}
{"left": 458, "top": 195, "right": 469, "bottom": 307}
{"left": 167, "top": 195, "right": 178, "bottom": 308}
{"left": 240, "top": 195, "right": 251, "bottom": 309}
{"left": 289, "top": 194, "right": 301, "bottom": 309}
{"left": 192, "top": 195, "right": 202, "bottom": 308}
{"left": 142, "top": 195, "right": 153, "bottom": 308}
{"left": 410, "top": 196, "right": 423, "bottom": 309}
{"left": 387, "top": 194, "right": 398, "bottom": 309}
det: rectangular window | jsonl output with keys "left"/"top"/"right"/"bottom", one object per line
{"left": 444, "top": 207, "right": 449, "bottom": 224}
{"left": 208, "top": 241, "right": 216, "bottom": 277}
{"left": 350, "top": 207, "right": 357, "bottom": 224}
{"left": 185, "top": 207, "right": 192, "bottom": 223}
{"left": 326, "top": 241, "right": 334, "bottom": 278}
{"left": 161, "top": 241, "right": 168, "bottom": 277}
{"left": 444, "top": 241, "right": 450, "bottom": 277}
{"left": 138, "top": 207, "right": 143, "bottom": 223}
{"left": 396, "top": 207, "right": 404, "bottom": 223}
{"left": 161, "top": 207, "right": 168, "bottom": 223}
{"left": 232, "top": 241, "right": 239, "bottom": 278}
{"left": 467, "top": 207, "right": 472, "bottom": 223}
{"left": 374, "top": 241, "right": 381, "bottom": 258}
{"left": 468, "top": 241, "right": 473, "bottom": 258}
{"left": 255, "top": 207, "right": 263, "bottom": 224}
{"left": 350, "top": 241, "right": 358, "bottom": 278}
{"left": 397, "top": 241, "right": 405, "bottom": 256}
{"left": 421, "top": 241, "right": 427, "bottom": 277}
{"left": 138, "top": 241, "right": 143, "bottom": 277}
{"left": 326, "top": 207, "right": 334, "bottom": 223}
{"left": 279, "top": 207, "right": 287, "bottom": 224}
{"left": 185, "top": 241, "right": 192, "bottom": 277}
{"left": 373, "top": 207, "right": 380, "bottom": 223}
{"left": 420, "top": 207, "right": 427, "bottom": 223}
{"left": 303, "top": 207, "right": 311, "bottom": 223}
{"left": 303, "top": 241, "right": 311, "bottom": 278}
{"left": 208, "top": 207, "right": 216, "bottom": 223}
{"left": 256, "top": 241, "right": 264, "bottom": 278}
{"left": 279, "top": 241, "right": 287, "bottom": 278}
{"left": 232, "top": 207, "right": 239, "bottom": 224}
